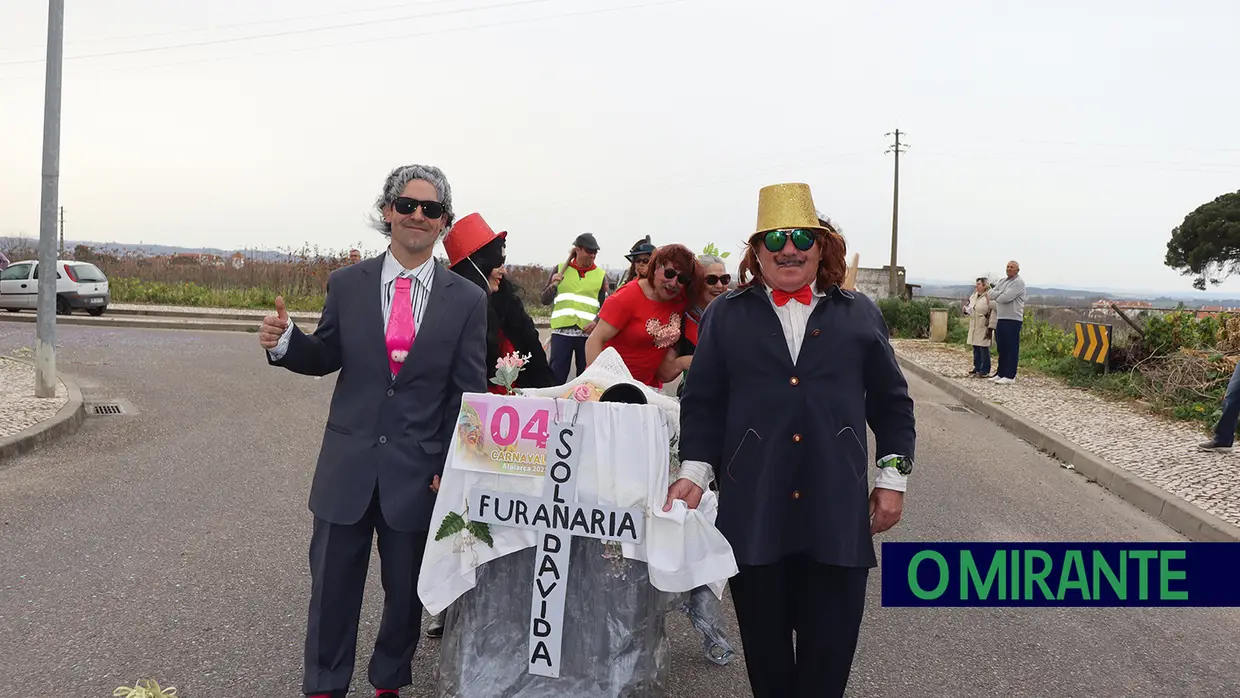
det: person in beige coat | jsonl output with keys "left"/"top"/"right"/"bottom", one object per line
{"left": 965, "top": 277, "right": 998, "bottom": 377}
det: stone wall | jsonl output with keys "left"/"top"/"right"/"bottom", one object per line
{"left": 855, "top": 266, "right": 906, "bottom": 301}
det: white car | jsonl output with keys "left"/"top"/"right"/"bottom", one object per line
{"left": 0, "top": 259, "right": 111, "bottom": 316}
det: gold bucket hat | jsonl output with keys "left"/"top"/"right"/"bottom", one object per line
{"left": 753, "top": 183, "right": 832, "bottom": 239}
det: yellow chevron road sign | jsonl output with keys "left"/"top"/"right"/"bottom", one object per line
{"left": 1073, "top": 321, "right": 1111, "bottom": 365}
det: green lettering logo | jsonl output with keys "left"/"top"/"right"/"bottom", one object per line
{"left": 961, "top": 550, "right": 1005, "bottom": 600}
{"left": 1159, "top": 550, "right": 1188, "bottom": 601}
{"left": 909, "top": 551, "right": 949, "bottom": 600}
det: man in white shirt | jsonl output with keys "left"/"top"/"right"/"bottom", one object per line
{"left": 669, "top": 183, "right": 916, "bottom": 698}
{"left": 258, "top": 164, "right": 488, "bottom": 698}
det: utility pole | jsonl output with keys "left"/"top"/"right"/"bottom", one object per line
{"left": 35, "top": 0, "right": 64, "bottom": 399}
{"left": 59, "top": 206, "right": 64, "bottom": 255}
{"left": 885, "top": 129, "right": 909, "bottom": 299}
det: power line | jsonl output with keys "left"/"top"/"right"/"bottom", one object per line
{"left": 0, "top": 0, "right": 581, "bottom": 66}
{"left": 0, "top": 0, "right": 692, "bottom": 78}
{"left": 0, "top": 0, "right": 475, "bottom": 52}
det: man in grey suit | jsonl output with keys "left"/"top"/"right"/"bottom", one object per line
{"left": 258, "top": 164, "right": 487, "bottom": 698}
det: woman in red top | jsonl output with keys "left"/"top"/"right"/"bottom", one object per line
{"left": 585, "top": 244, "right": 703, "bottom": 388}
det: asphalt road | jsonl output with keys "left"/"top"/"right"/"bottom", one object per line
{"left": 1, "top": 323, "right": 1238, "bottom": 697}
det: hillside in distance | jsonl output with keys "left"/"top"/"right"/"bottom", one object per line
{"left": 0, "top": 237, "right": 341, "bottom": 262}
{"left": 912, "top": 281, "right": 1240, "bottom": 308}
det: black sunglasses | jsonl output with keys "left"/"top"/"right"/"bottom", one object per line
{"left": 392, "top": 197, "right": 445, "bottom": 220}
{"left": 705, "top": 274, "right": 731, "bottom": 286}
{"left": 757, "top": 228, "right": 818, "bottom": 253}
{"left": 661, "top": 267, "right": 692, "bottom": 286}
{"left": 633, "top": 256, "right": 651, "bottom": 265}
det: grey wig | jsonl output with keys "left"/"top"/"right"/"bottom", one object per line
{"left": 696, "top": 253, "right": 727, "bottom": 268}
{"left": 368, "top": 164, "right": 455, "bottom": 236}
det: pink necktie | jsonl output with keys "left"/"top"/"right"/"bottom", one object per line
{"left": 386, "top": 276, "right": 416, "bottom": 377}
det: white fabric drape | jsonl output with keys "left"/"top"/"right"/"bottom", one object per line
{"left": 418, "top": 349, "right": 737, "bottom": 615}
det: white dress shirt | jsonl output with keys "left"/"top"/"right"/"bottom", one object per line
{"left": 267, "top": 250, "right": 436, "bottom": 363}
{"left": 677, "top": 283, "right": 909, "bottom": 493}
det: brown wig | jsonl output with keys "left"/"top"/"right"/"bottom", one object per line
{"left": 643, "top": 243, "right": 704, "bottom": 303}
{"left": 737, "top": 218, "right": 848, "bottom": 291}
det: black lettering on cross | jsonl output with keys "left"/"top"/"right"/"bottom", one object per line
{"left": 466, "top": 420, "right": 646, "bottom": 679}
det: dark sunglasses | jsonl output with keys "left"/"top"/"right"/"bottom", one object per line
{"left": 705, "top": 274, "right": 731, "bottom": 286}
{"left": 758, "top": 228, "right": 818, "bottom": 253}
{"left": 633, "top": 256, "right": 651, "bottom": 265}
{"left": 392, "top": 197, "right": 445, "bottom": 220}
{"left": 661, "top": 267, "right": 692, "bottom": 286}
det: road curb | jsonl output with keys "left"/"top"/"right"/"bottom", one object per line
{"left": 2, "top": 310, "right": 550, "bottom": 333}
{"left": 0, "top": 358, "right": 86, "bottom": 463}
{"left": 108, "top": 307, "right": 321, "bottom": 323}
{"left": 896, "top": 352, "right": 1240, "bottom": 543}
{"left": 0, "top": 313, "right": 310, "bottom": 334}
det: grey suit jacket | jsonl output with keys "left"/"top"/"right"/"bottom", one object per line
{"left": 270, "top": 256, "right": 488, "bottom": 532}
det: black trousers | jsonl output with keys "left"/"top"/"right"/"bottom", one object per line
{"left": 729, "top": 553, "right": 869, "bottom": 698}
{"left": 548, "top": 333, "right": 588, "bottom": 385}
{"left": 302, "top": 488, "right": 427, "bottom": 695}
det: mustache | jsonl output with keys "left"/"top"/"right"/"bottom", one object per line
{"left": 774, "top": 255, "right": 805, "bottom": 267}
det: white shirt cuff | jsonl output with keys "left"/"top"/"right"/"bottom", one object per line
{"left": 875, "top": 453, "right": 909, "bottom": 492}
{"left": 676, "top": 460, "right": 714, "bottom": 491}
{"left": 267, "top": 321, "right": 296, "bottom": 361}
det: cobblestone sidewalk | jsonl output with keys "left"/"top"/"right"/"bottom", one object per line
{"left": 893, "top": 339, "right": 1240, "bottom": 528}
{"left": 1, "top": 355, "right": 68, "bottom": 440}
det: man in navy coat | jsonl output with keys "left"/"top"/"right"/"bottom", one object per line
{"left": 258, "top": 164, "right": 488, "bottom": 698}
{"left": 668, "top": 183, "right": 916, "bottom": 698}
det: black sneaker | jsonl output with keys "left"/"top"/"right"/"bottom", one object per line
{"left": 426, "top": 613, "right": 444, "bottom": 638}
{"left": 1197, "top": 439, "right": 1233, "bottom": 453}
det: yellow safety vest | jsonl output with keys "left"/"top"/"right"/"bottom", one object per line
{"left": 550, "top": 264, "right": 606, "bottom": 330}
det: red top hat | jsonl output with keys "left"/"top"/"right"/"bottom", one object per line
{"left": 443, "top": 213, "right": 507, "bottom": 268}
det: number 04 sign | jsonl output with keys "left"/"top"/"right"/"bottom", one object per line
{"left": 452, "top": 394, "right": 553, "bottom": 478}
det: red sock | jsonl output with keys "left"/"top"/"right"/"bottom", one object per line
{"left": 307, "top": 694, "right": 333, "bottom": 698}
{"left": 376, "top": 691, "right": 400, "bottom": 697}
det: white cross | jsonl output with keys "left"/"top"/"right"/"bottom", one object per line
{"left": 468, "top": 421, "right": 645, "bottom": 678}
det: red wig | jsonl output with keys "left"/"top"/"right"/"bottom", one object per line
{"left": 644, "top": 243, "right": 704, "bottom": 302}
{"left": 737, "top": 220, "right": 848, "bottom": 291}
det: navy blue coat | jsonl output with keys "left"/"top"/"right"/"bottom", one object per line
{"left": 270, "top": 257, "right": 488, "bottom": 533}
{"left": 678, "top": 284, "right": 915, "bottom": 568}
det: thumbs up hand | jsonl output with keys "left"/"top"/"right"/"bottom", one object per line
{"left": 259, "top": 295, "right": 291, "bottom": 349}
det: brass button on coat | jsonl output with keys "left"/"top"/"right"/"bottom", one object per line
{"left": 811, "top": 329, "right": 821, "bottom": 337}
{"left": 793, "top": 434, "right": 803, "bottom": 443}
{"left": 792, "top": 490, "right": 802, "bottom": 500}
{"left": 790, "top": 376, "right": 799, "bottom": 386}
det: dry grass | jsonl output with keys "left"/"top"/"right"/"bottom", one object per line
{"left": 1, "top": 237, "right": 558, "bottom": 314}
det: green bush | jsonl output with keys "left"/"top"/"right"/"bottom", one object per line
{"left": 1019, "top": 312, "right": 1076, "bottom": 360}
{"left": 1144, "top": 311, "right": 1222, "bottom": 356}
{"left": 110, "top": 276, "right": 552, "bottom": 317}
{"left": 878, "top": 298, "right": 963, "bottom": 339}
{"left": 110, "top": 277, "right": 326, "bottom": 312}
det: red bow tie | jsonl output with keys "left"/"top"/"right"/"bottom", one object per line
{"left": 773, "top": 285, "right": 813, "bottom": 307}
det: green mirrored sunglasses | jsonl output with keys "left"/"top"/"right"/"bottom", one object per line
{"left": 757, "top": 228, "right": 818, "bottom": 253}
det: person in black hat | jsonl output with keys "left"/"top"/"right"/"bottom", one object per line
{"left": 619, "top": 236, "right": 656, "bottom": 287}
{"left": 538, "top": 232, "right": 612, "bottom": 384}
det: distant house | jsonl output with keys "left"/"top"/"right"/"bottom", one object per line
{"left": 1194, "top": 305, "right": 1240, "bottom": 319}
{"left": 230, "top": 252, "right": 245, "bottom": 269}
{"left": 1095, "top": 299, "right": 1151, "bottom": 309}
{"left": 171, "top": 252, "right": 224, "bottom": 266}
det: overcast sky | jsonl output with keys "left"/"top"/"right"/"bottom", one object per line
{"left": 2, "top": 0, "right": 1238, "bottom": 294}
